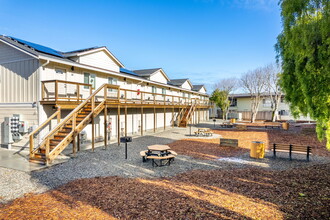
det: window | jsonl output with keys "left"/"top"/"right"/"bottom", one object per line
{"left": 55, "top": 68, "right": 66, "bottom": 74}
{"left": 262, "top": 98, "right": 272, "bottom": 108}
{"left": 108, "top": 77, "right": 118, "bottom": 91}
{"left": 152, "top": 86, "right": 156, "bottom": 94}
{"left": 281, "top": 96, "right": 285, "bottom": 103}
{"left": 279, "top": 110, "right": 289, "bottom": 116}
{"left": 230, "top": 98, "right": 237, "bottom": 107}
{"left": 162, "top": 88, "right": 166, "bottom": 95}
{"left": 182, "top": 93, "right": 186, "bottom": 98}
{"left": 188, "top": 93, "right": 191, "bottom": 99}
{"left": 84, "top": 73, "right": 96, "bottom": 89}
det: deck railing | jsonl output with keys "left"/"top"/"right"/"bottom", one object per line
{"left": 41, "top": 80, "right": 211, "bottom": 107}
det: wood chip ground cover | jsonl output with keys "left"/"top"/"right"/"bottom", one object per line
{"left": 168, "top": 128, "right": 329, "bottom": 160}
{"left": 0, "top": 164, "right": 329, "bottom": 219}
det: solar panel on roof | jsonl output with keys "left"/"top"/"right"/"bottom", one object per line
{"left": 120, "top": 68, "right": 139, "bottom": 76}
{"left": 9, "top": 36, "right": 64, "bottom": 58}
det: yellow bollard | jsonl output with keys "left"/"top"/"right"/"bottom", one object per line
{"left": 250, "top": 141, "right": 265, "bottom": 159}
{"left": 282, "top": 122, "right": 289, "bottom": 130}
{"left": 230, "top": 118, "right": 236, "bottom": 123}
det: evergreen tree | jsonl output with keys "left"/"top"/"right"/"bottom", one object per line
{"left": 276, "top": 0, "right": 330, "bottom": 149}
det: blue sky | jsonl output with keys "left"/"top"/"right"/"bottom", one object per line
{"left": 0, "top": 0, "right": 281, "bottom": 92}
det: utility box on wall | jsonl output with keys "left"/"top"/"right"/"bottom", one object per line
{"left": 3, "top": 117, "right": 14, "bottom": 149}
{"left": 2, "top": 114, "right": 30, "bottom": 149}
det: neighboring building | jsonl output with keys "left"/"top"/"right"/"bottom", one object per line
{"left": 216, "top": 93, "right": 312, "bottom": 121}
{"left": 0, "top": 35, "right": 210, "bottom": 163}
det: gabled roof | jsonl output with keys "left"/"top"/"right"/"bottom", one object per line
{"left": 192, "top": 85, "right": 206, "bottom": 92}
{"left": 62, "top": 47, "right": 101, "bottom": 55}
{"left": 0, "top": 35, "right": 124, "bottom": 67}
{"left": 133, "top": 68, "right": 170, "bottom": 81}
{"left": 168, "top": 78, "right": 193, "bottom": 88}
{"left": 63, "top": 46, "right": 124, "bottom": 68}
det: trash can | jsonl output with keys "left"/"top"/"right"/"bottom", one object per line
{"left": 230, "top": 118, "right": 236, "bottom": 123}
{"left": 250, "top": 141, "right": 265, "bottom": 159}
{"left": 282, "top": 122, "right": 289, "bottom": 130}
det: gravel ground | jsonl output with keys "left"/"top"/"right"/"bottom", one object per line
{"left": 1, "top": 121, "right": 329, "bottom": 203}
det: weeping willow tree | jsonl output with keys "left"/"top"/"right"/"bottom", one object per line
{"left": 276, "top": 0, "right": 330, "bottom": 149}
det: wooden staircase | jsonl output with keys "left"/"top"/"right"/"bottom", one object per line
{"left": 29, "top": 83, "right": 119, "bottom": 164}
{"left": 178, "top": 104, "right": 196, "bottom": 127}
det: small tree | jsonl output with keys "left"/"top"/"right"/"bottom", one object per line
{"left": 213, "top": 77, "right": 238, "bottom": 119}
{"left": 241, "top": 67, "right": 267, "bottom": 123}
{"left": 264, "top": 63, "right": 283, "bottom": 122}
{"left": 210, "top": 89, "right": 230, "bottom": 119}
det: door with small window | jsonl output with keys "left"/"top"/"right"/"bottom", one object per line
{"left": 84, "top": 73, "right": 96, "bottom": 89}
{"left": 108, "top": 77, "right": 118, "bottom": 98}
{"left": 55, "top": 68, "right": 68, "bottom": 97}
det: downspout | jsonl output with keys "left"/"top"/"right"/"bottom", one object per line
{"left": 37, "top": 59, "right": 50, "bottom": 134}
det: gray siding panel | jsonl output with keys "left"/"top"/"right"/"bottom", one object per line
{"left": 0, "top": 59, "right": 39, "bottom": 103}
{"left": 0, "top": 41, "right": 32, "bottom": 64}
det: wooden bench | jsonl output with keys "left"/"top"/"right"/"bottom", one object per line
{"left": 272, "top": 144, "right": 312, "bottom": 161}
{"left": 204, "top": 131, "right": 213, "bottom": 136}
{"left": 220, "top": 138, "right": 239, "bottom": 147}
{"left": 147, "top": 155, "right": 176, "bottom": 167}
{"left": 265, "top": 125, "right": 281, "bottom": 129}
{"left": 236, "top": 124, "right": 247, "bottom": 130}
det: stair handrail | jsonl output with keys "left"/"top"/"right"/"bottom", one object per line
{"left": 48, "top": 99, "right": 107, "bottom": 161}
{"left": 176, "top": 106, "right": 186, "bottom": 125}
{"left": 29, "top": 107, "right": 61, "bottom": 157}
{"left": 187, "top": 103, "right": 197, "bottom": 123}
{"left": 34, "top": 84, "right": 119, "bottom": 159}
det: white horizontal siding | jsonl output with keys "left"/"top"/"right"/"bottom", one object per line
{"left": 181, "top": 81, "right": 192, "bottom": 90}
{"left": 149, "top": 70, "right": 168, "bottom": 84}
{"left": 78, "top": 51, "right": 120, "bottom": 72}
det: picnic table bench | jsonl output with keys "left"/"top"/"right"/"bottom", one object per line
{"left": 194, "top": 128, "right": 213, "bottom": 137}
{"left": 220, "top": 123, "right": 234, "bottom": 128}
{"left": 147, "top": 155, "right": 176, "bottom": 167}
{"left": 272, "top": 143, "right": 312, "bottom": 161}
{"left": 140, "top": 149, "right": 177, "bottom": 166}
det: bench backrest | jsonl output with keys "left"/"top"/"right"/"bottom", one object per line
{"left": 273, "top": 143, "right": 312, "bottom": 152}
{"left": 220, "top": 138, "right": 238, "bottom": 147}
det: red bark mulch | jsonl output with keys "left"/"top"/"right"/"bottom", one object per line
{"left": 1, "top": 164, "right": 329, "bottom": 219}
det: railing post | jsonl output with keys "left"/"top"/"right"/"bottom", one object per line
{"left": 46, "top": 139, "right": 50, "bottom": 165}
{"left": 90, "top": 86, "right": 92, "bottom": 96}
{"left": 57, "top": 108, "right": 61, "bottom": 123}
{"left": 55, "top": 80, "right": 58, "bottom": 102}
{"left": 117, "top": 87, "right": 121, "bottom": 100}
{"left": 92, "top": 96, "right": 95, "bottom": 112}
{"left": 73, "top": 112, "right": 76, "bottom": 130}
{"left": 104, "top": 85, "right": 107, "bottom": 101}
{"left": 125, "top": 90, "right": 127, "bottom": 103}
{"left": 29, "top": 134, "right": 34, "bottom": 157}
{"left": 77, "top": 84, "right": 80, "bottom": 101}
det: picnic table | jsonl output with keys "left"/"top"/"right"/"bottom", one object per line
{"left": 194, "top": 128, "right": 213, "bottom": 136}
{"left": 148, "top": 145, "right": 171, "bottom": 151}
{"left": 140, "top": 145, "right": 176, "bottom": 167}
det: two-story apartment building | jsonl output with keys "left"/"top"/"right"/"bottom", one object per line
{"left": 226, "top": 93, "right": 312, "bottom": 121}
{"left": 229, "top": 93, "right": 311, "bottom": 121}
{"left": 0, "top": 35, "right": 210, "bottom": 164}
